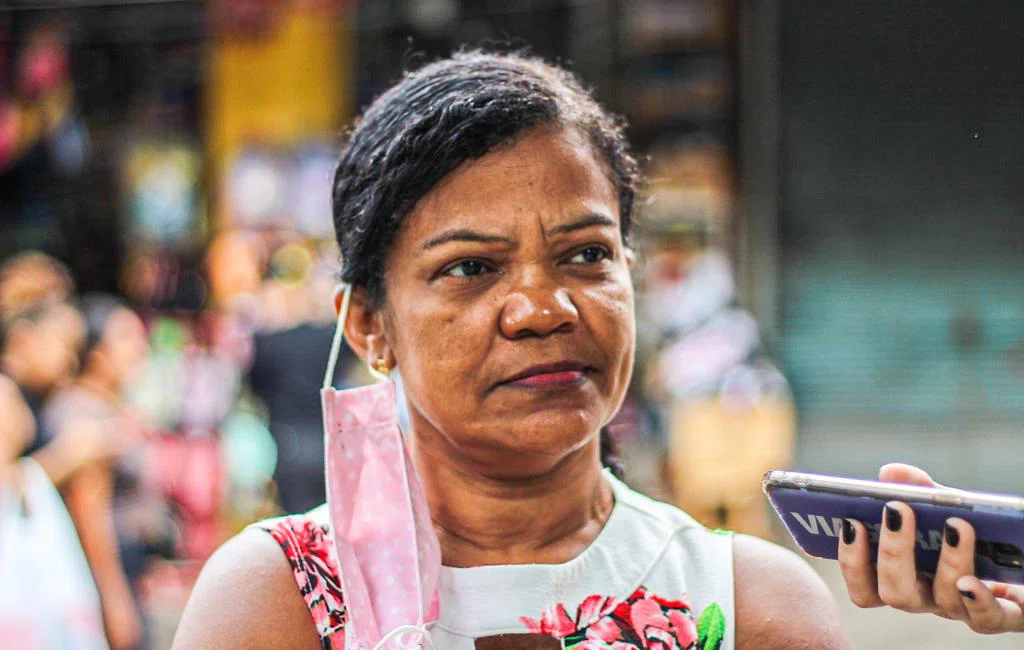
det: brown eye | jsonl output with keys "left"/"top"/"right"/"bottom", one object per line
{"left": 443, "top": 259, "right": 489, "bottom": 278}
{"left": 568, "top": 245, "right": 611, "bottom": 265}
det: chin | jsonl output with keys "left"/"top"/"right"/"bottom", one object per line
{"left": 486, "top": 411, "right": 601, "bottom": 468}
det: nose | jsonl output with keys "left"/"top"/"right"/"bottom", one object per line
{"left": 499, "top": 268, "right": 579, "bottom": 339}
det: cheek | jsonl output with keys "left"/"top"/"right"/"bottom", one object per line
{"left": 581, "top": 280, "right": 636, "bottom": 417}
{"left": 586, "top": 280, "right": 635, "bottom": 364}
{"left": 390, "top": 299, "right": 494, "bottom": 401}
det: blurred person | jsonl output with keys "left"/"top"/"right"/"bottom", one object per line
{"left": 640, "top": 235, "right": 795, "bottom": 538}
{"left": 173, "top": 51, "right": 849, "bottom": 650}
{"left": 839, "top": 463, "right": 1024, "bottom": 635}
{"left": 44, "top": 294, "right": 169, "bottom": 650}
{"left": 0, "top": 261, "right": 109, "bottom": 647}
{"left": 0, "top": 381, "right": 108, "bottom": 650}
{"left": 0, "top": 252, "right": 114, "bottom": 484}
{"left": 248, "top": 242, "right": 354, "bottom": 513}
{"left": 205, "top": 229, "right": 266, "bottom": 315}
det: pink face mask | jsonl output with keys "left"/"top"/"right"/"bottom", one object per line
{"left": 321, "top": 285, "right": 442, "bottom": 650}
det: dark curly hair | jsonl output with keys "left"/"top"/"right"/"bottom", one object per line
{"left": 331, "top": 50, "right": 637, "bottom": 478}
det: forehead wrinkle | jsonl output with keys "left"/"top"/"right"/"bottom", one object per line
{"left": 401, "top": 127, "right": 619, "bottom": 256}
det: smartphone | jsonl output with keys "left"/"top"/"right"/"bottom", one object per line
{"left": 763, "top": 470, "right": 1024, "bottom": 585}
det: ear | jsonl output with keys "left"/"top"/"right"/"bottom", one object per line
{"left": 334, "top": 285, "right": 394, "bottom": 369}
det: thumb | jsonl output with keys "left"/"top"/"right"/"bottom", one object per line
{"left": 878, "top": 463, "right": 939, "bottom": 487}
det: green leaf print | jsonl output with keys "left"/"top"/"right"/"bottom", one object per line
{"left": 696, "top": 602, "right": 726, "bottom": 650}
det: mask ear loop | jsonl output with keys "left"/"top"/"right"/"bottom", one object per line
{"left": 323, "top": 283, "right": 390, "bottom": 389}
{"left": 327, "top": 287, "right": 426, "bottom": 650}
{"left": 323, "top": 283, "right": 354, "bottom": 390}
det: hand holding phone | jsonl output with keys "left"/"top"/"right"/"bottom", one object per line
{"left": 764, "top": 464, "right": 1024, "bottom": 634}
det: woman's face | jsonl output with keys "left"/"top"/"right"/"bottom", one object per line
{"left": 98, "top": 308, "right": 149, "bottom": 383}
{"left": 378, "top": 126, "right": 635, "bottom": 476}
{"left": 22, "top": 303, "right": 84, "bottom": 388}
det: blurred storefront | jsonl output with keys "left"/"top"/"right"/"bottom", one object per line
{"left": 758, "top": 0, "right": 1024, "bottom": 494}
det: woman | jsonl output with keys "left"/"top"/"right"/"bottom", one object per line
{"left": 0, "top": 252, "right": 112, "bottom": 486}
{"left": 0, "top": 253, "right": 110, "bottom": 649}
{"left": 43, "top": 294, "right": 159, "bottom": 650}
{"left": 174, "top": 51, "right": 845, "bottom": 650}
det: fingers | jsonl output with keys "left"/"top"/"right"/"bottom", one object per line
{"left": 987, "top": 582, "right": 1024, "bottom": 609}
{"left": 878, "top": 463, "right": 939, "bottom": 487}
{"left": 931, "top": 518, "right": 975, "bottom": 620}
{"left": 875, "top": 502, "right": 934, "bottom": 612}
{"left": 838, "top": 517, "right": 883, "bottom": 608}
{"left": 957, "top": 576, "right": 1024, "bottom": 634}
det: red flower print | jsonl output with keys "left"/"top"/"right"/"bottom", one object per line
{"left": 522, "top": 594, "right": 622, "bottom": 638}
{"left": 585, "top": 616, "right": 622, "bottom": 643}
{"left": 650, "top": 594, "right": 693, "bottom": 612}
{"left": 521, "top": 603, "right": 576, "bottom": 638}
{"left": 628, "top": 596, "right": 698, "bottom": 649}
{"left": 523, "top": 587, "right": 712, "bottom": 650}
{"left": 611, "top": 598, "right": 633, "bottom": 623}
{"left": 630, "top": 599, "right": 672, "bottom": 647}
{"left": 578, "top": 595, "right": 616, "bottom": 626}
{"left": 667, "top": 610, "right": 697, "bottom": 648}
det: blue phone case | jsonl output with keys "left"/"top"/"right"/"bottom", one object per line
{"left": 764, "top": 478, "right": 1024, "bottom": 584}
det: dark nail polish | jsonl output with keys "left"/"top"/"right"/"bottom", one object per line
{"left": 842, "top": 518, "right": 856, "bottom": 545}
{"left": 945, "top": 523, "right": 960, "bottom": 548}
{"left": 885, "top": 505, "right": 903, "bottom": 532}
{"left": 959, "top": 589, "right": 976, "bottom": 601}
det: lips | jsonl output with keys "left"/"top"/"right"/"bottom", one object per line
{"left": 500, "top": 361, "right": 591, "bottom": 388}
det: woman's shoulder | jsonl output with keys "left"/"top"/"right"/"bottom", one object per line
{"left": 0, "top": 374, "right": 33, "bottom": 454}
{"left": 731, "top": 534, "right": 850, "bottom": 650}
{"left": 0, "top": 373, "right": 28, "bottom": 416}
{"left": 171, "top": 525, "right": 325, "bottom": 650}
{"left": 253, "top": 507, "right": 349, "bottom": 642}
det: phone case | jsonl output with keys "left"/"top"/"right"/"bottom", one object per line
{"left": 763, "top": 473, "right": 1024, "bottom": 585}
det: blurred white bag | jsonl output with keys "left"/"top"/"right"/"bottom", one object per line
{"left": 0, "top": 458, "right": 108, "bottom": 650}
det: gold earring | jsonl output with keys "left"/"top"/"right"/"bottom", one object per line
{"left": 372, "top": 357, "right": 390, "bottom": 376}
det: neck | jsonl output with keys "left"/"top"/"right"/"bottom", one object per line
{"left": 412, "top": 429, "right": 614, "bottom": 568}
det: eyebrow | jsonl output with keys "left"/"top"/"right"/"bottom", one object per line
{"left": 422, "top": 229, "right": 516, "bottom": 251}
{"left": 420, "top": 213, "right": 617, "bottom": 251}
{"left": 548, "top": 213, "right": 617, "bottom": 236}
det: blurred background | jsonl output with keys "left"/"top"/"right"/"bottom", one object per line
{"left": 0, "top": 1, "right": 1020, "bottom": 648}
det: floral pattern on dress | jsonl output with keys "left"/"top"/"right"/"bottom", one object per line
{"left": 262, "top": 516, "right": 347, "bottom": 650}
{"left": 521, "top": 587, "right": 725, "bottom": 650}
{"left": 262, "top": 515, "right": 727, "bottom": 650}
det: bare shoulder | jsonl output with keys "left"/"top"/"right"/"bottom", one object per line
{"left": 0, "top": 374, "right": 25, "bottom": 409}
{"left": 0, "top": 374, "right": 32, "bottom": 451}
{"left": 172, "top": 527, "right": 321, "bottom": 650}
{"left": 733, "top": 534, "right": 851, "bottom": 650}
